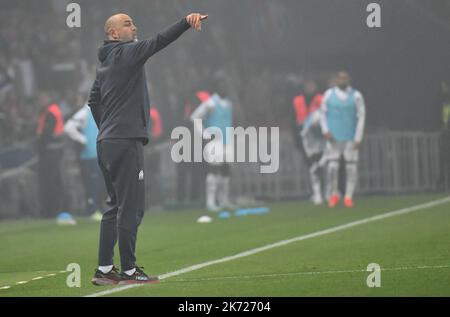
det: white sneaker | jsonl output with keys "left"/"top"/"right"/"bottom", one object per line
{"left": 311, "top": 195, "right": 323, "bottom": 206}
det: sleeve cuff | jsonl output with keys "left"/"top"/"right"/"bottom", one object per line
{"left": 182, "top": 17, "right": 190, "bottom": 28}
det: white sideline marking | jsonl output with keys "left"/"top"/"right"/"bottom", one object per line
{"left": 85, "top": 196, "right": 450, "bottom": 297}
{"left": 16, "top": 281, "right": 28, "bottom": 285}
{"left": 168, "top": 264, "right": 450, "bottom": 283}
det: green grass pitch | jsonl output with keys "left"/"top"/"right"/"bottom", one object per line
{"left": 0, "top": 194, "right": 449, "bottom": 297}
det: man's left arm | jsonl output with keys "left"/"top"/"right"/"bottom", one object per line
{"left": 320, "top": 90, "right": 333, "bottom": 141}
{"left": 123, "top": 14, "right": 208, "bottom": 67}
{"left": 354, "top": 92, "right": 366, "bottom": 147}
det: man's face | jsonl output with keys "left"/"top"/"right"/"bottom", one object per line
{"left": 336, "top": 72, "right": 350, "bottom": 90}
{"left": 38, "top": 93, "right": 50, "bottom": 109}
{"left": 215, "top": 79, "right": 228, "bottom": 97}
{"left": 108, "top": 14, "right": 138, "bottom": 42}
{"left": 304, "top": 81, "right": 317, "bottom": 95}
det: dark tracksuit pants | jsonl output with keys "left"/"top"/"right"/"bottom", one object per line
{"left": 96, "top": 138, "right": 145, "bottom": 271}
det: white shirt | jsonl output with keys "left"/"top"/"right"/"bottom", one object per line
{"left": 301, "top": 110, "right": 326, "bottom": 157}
{"left": 64, "top": 105, "right": 90, "bottom": 145}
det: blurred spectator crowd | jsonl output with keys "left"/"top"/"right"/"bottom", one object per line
{"left": 0, "top": 1, "right": 92, "bottom": 147}
{"left": 0, "top": 1, "right": 329, "bottom": 150}
{"left": 1, "top": 0, "right": 450, "bottom": 149}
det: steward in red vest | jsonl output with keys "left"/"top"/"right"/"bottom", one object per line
{"left": 36, "top": 102, "right": 64, "bottom": 151}
{"left": 292, "top": 94, "right": 322, "bottom": 125}
{"left": 36, "top": 92, "right": 65, "bottom": 218}
{"left": 291, "top": 80, "right": 323, "bottom": 152}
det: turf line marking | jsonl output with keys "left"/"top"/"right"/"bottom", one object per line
{"left": 0, "top": 271, "right": 67, "bottom": 291}
{"left": 0, "top": 270, "right": 60, "bottom": 274}
{"left": 85, "top": 196, "right": 450, "bottom": 297}
{"left": 166, "top": 264, "right": 450, "bottom": 283}
{"left": 16, "top": 281, "right": 28, "bottom": 285}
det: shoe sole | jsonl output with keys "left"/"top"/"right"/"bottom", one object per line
{"left": 91, "top": 277, "right": 120, "bottom": 286}
{"left": 118, "top": 279, "right": 160, "bottom": 285}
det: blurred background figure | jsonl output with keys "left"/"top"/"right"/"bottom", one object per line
{"left": 148, "top": 105, "right": 164, "bottom": 209}
{"left": 36, "top": 91, "right": 65, "bottom": 218}
{"left": 191, "top": 75, "right": 235, "bottom": 212}
{"left": 300, "top": 106, "right": 327, "bottom": 205}
{"left": 292, "top": 80, "right": 325, "bottom": 205}
{"left": 292, "top": 80, "right": 323, "bottom": 152}
{"left": 321, "top": 71, "right": 366, "bottom": 208}
{"left": 176, "top": 90, "right": 210, "bottom": 206}
{"left": 64, "top": 95, "right": 104, "bottom": 220}
{"left": 439, "top": 80, "right": 450, "bottom": 191}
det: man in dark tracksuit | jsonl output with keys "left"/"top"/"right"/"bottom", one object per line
{"left": 88, "top": 13, "right": 207, "bottom": 285}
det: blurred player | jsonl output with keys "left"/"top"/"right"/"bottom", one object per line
{"left": 64, "top": 98, "right": 104, "bottom": 221}
{"left": 148, "top": 106, "right": 164, "bottom": 208}
{"left": 300, "top": 109, "right": 327, "bottom": 205}
{"left": 292, "top": 80, "right": 324, "bottom": 204}
{"left": 321, "top": 71, "right": 366, "bottom": 208}
{"left": 177, "top": 90, "right": 210, "bottom": 204}
{"left": 191, "top": 79, "right": 234, "bottom": 212}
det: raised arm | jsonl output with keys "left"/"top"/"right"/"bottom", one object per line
{"left": 123, "top": 14, "right": 208, "bottom": 67}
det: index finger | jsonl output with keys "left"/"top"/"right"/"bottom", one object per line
{"left": 200, "top": 15, "right": 209, "bottom": 21}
